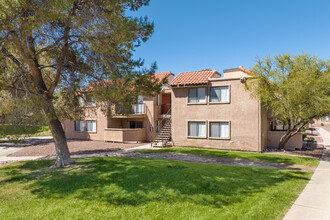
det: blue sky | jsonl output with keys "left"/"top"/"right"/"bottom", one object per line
{"left": 133, "top": 0, "right": 330, "bottom": 75}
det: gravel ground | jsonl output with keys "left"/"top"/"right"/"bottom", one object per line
{"left": 9, "top": 140, "right": 144, "bottom": 157}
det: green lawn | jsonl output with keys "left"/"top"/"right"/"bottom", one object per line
{"left": 0, "top": 125, "right": 51, "bottom": 139}
{"left": 140, "top": 147, "right": 320, "bottom": 167}
{"left": 0, "top": 157, "right": 312, "bottom": 219}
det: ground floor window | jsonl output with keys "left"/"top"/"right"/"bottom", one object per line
{"left": 210, "top": 122, "right": 229, "bottom": 138}
{"left": 86, "top": 120, "right": 96, "bottom": 132}
{"left": 74, "top": 121, "right": 84, "bottom": 131}
{"left": 130, "top": 121, "right": 143, "bottom": 128}
{"left": 321, "top": 116, "right": 329, "bottom": 121}
{"left": 188, "top": 122, "right": 206, "bottom": 137}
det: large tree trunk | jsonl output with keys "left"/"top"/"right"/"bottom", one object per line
{"left": 43, "top": 99, "right": 74, "bottom": 167}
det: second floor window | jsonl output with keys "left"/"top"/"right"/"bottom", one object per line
{"left": 78, "top": 96, "right": 84, "bottom": 106}
{"left": 188, "top": 88, "right": 206, "bottom": 103}
{"left": 86, "top": 95, "right": 96, "bottom": 107}
{"left": 210, "top": 86, "right": 229, "bottom": 102}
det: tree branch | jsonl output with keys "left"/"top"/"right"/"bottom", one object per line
{"left": 0, "top": 46, "right": 28, "bottom": 74}
{"left": 39, "top": 64, "right": 57, "bottom": 70}
{"left": 48, "top": 0, "right": 79, "bottom": 96}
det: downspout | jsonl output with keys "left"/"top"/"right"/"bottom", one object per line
{"left": 258, "top": 101, "right": 261, "bottom": 152}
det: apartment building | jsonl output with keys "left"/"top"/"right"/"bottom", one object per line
{"left": 170, "top": 67, "right": 302, "bottom": 152}
{"left": 63, "top": 67, "right": 303, "bottom": 152}
{"left": 62, "top": 72, "right": 174, "bottom": 143}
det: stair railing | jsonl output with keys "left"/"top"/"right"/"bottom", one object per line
{"left": 150, "top": 107, "right": 171, "bottom": 148}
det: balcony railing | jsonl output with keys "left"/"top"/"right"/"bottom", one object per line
{"left": 116, "top": 104, "right": 145, "bottom": 115}
{"left": 132, "top": 104, "right": 144, "bottom": 114}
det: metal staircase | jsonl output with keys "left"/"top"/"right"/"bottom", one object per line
{"left": 150, "top": 108, "right": 172, "bottom": 147}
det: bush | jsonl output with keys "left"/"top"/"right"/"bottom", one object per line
{"left": 321, "top": 123, "right": 324, "bottom": 126}
{"left": 306, "top": 137, "right": 315, "bottom": 149}
{"left": 0, "top": 125, "right": 50, "bottom": 138}
{"left": 302, "top": 132, "right": 307, "bottom": 140}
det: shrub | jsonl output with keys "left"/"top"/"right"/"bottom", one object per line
{"left": 306, "top": 137, "right": 315, "bottom": 149}
{"left": 302, "top": 132, "right": 307, "bottom": 140}
{"left": 321, "top": 123, "right": 324, "bottom": 126}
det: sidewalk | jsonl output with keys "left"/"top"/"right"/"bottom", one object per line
{"left": 0, "top": 136, "right": 53, "bottom": 164}
{"left": 283, "top": 128, "right": 330, "bottom": 220}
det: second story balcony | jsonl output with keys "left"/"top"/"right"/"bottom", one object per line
{"left": 114, "top": 103, "right": 146, "bottom": 118}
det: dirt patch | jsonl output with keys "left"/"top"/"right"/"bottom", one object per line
{"left": 120, "top": 152, "right": 316, "bottom": 172}
{"left": 9, "top": 140, "right": 144, "bottom": 157}
{"left": 265, "top": 148, "right": 324, "bottom": 159}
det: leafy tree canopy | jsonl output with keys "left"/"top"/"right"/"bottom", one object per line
{"left": 0, "top": 0, "right": 161, "bottom": 166}
{"left": 245, "top": 54, "right": 330, "bottom": 148}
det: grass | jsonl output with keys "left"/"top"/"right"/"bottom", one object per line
{"left": 140, "top": 147, "right": 320, "bottom": 167}
{"left": 0, "top": 158, "right": 312, "bottom": 220}
{"left": 0, "top": 125, "right": 51, "bottom": 139}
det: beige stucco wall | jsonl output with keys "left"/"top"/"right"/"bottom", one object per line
{"left": 62, "top": 106, "right": 107, "bottom": 141}
{"left": 267, "top": 131, "right": 303, "bottom": 149}
{"left": 223, "top": 70, "right": 249, "bottom": 79}
{"left": 171, "top": 77, "right": 263, "bottom": 152}
{"left": 104, "top": 128, "right": 145, "bottom": 143}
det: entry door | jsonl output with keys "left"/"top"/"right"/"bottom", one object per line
{"left": 162, "top": 94, "right": 171, "bottom": 114}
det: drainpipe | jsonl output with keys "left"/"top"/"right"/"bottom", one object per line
{"left": 258, "top": 101, "right": 261, "bottom": 152}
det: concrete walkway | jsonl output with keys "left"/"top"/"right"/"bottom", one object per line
{"left": 0, "top": 136, "right": 53, "bottom": 164}
{"left": 283, "top": 127, "right": 330, "bottom": 220}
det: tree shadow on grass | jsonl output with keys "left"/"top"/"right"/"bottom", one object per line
{"left": 1, "top": 158, "right": 311, "bottom": 209}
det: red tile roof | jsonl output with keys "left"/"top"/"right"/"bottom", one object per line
{"left": 238, "top": 66, "right": 258, "bottom": 76}
{"left": 154, "top": 72, "right": 173, "bottom": 82}
{"left": 83, "top": 72, "right": 172, "bottom": 92}
{"left": 170, "top": 70, "right": 219, "bottom": 86}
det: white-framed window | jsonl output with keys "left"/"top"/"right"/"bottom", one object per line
{"left": 321, "top": 116, "right": 329, "bottom": 121}
{"left": 188, "top": 88, "right": 206, "bottom": 103}
{"left": 86, "top": 95, "right": 96, "bottom": 107}
{"left": 210, "top": 86, "right": 229, "bottom": 102}
{"left": 74, "top": 121, "right": 84, "bottom": 131}
{"left": 78, "top": 96, "right": 84, "bottom": 106}
{"left": 188, "top": 122, "right": 206, "bottom": 137}
{"left": 210, "top": 122, "right": 229, "bottom": 138}
{"left": 86, "top": 120, "right": 96, "bottom": 132}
